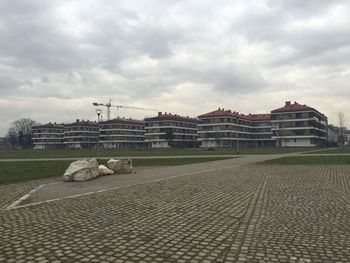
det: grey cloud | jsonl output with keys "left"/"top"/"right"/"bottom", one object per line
{"left": 167, "top": 64, "right": 266, "bottom": 94}
{"left": 0, "top": 0, "right": 349, "bottom": 135}
{"left": 231, "top": 1, "right": 350, "bottom": 67}
{"left": 270, "top": 0, "right": 336, "bottom": 15}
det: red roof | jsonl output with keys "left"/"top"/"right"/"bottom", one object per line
{"left": 247, "top": 114, "right": 271, "bottom": 121}
{"left": 100, "top": 117, "right": 144, "bottom": 125}
{"left": 33, "top": 123, "right": 65, "bottom": 129}
{"left": 198, "top": 108, "right": 271, "bottom": 121}
{"left": 145, "top": 112, "right": 199, "bottom": 123}
{"left": 271, "top": 101, "right": 326, "bottom": 117}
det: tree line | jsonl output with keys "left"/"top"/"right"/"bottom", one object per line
{"left": 5, "top": 118, "right": 37, "bottom": 149}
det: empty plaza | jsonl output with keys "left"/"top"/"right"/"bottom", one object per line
{"left": 0, "top": 157, "right": 349, "bottom": 262}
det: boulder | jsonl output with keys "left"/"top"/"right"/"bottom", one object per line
{"left": 107, "top": 158, "right": 133, "bottom": 174}
{"left": 98, "top": 164, "right": 114, "bottom": 176}
{"left": 63, "top": 158, "right": 99, "bottom": 182}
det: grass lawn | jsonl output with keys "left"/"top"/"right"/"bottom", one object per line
{"left": 304, "top": 147, "right": 350, "bottom": 154}
{"left": 0, "top": 147, "right": 313, "bottom": 159}
{"left": 262, "top": 155, "right": 350, "bottom": 165}
{"left": 0, "top": 157, "right": 234, "bottom": 185}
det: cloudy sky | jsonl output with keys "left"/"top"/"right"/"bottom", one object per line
{"left": 0, "top": 0, "right": 349, "bottom": 135}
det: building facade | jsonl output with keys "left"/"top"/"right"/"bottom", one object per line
{"left": 271, "top": 101, "right": 327, "bottom": 147}
{"left": 344, "top": 129, "right": 350, "bottom": 146}
{"left": 64, "top": 120, "right": 99, "bottom": 149}
{"left": 145, "top": 112, "right": 199, "bottom": 148}
{"left": 197, "top": 108, "right": 275, "bottom": 148}
{"left": 30, "top": 101, "right": 330, "bottom": 150}
{"left": 327, "top": 124, "right": 340, "bottom": 147}
{"left": 99, "top": 118, "right": 146, "bottom": 149}
{"left": 0, "top": 137, "right": 10, "bottom": 149}
{"left": 32, "top": 123, "right": 65, "bottom": 150}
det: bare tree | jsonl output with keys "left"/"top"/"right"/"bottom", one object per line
{"left": 6, "top": 118, "right": 38, "bottom": 149}
{"left": 6, "top": 127, "right": 18, "bottom": 148}
{"left": 339, "top": 112, "right": 345, "bottom": 149}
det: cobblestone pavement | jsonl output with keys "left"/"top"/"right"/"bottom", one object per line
{"left": 21, "top": 155, "right": 283, "bottom": 205}
{"left": 0, "top": 164, "right": 350, "bottom": 262}
{"left": 0, "top": 178, "right": 60, "bottom": 211}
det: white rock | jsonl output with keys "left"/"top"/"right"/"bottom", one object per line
{"left": 107, "top": 158, "right": 133, "bottom": 174}
{"left": 63, "top": 158, "right": 99, "bottom": 182}
{"left": 98, "top": 164, "right": 114, "bottom": 176}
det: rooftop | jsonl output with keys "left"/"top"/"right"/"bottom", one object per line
{"left": 33, "top": 122, "right": 65, "bottom": 129}
{"left": 271, "top": 101, "right": 326, "bottom": 117}
{"left": 100, "top": 117, "right": 145, "bottom": 125}
{"left": 65, "top": 119, "right": 97, "bottom": 127}
{"left": 145, "top": 112, "right": 200, "bottom": 123}
{"left": 198, "top": 108, "right": 271, "bottom": 121}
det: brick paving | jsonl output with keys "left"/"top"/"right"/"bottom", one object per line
{"left": 0, "top": 178, "right": 59, "bottom": 211}
{"left": 0, "top": 164, "right": 350, "bottom": 262}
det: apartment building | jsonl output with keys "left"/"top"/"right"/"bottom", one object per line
{"left": 271, "top": 101, "right": 327, "bottom": 147}
{"left": 249, "top": 114, "right": 275, "bottom": 146}
{"left": 30, "top": 101, "right": 330, "bottom": 150}
{"left": 32, "top": 123, "right": 65, "bottom": 149}
{"left": 0, "top": 137, "right": 10, "bottom": 149}
{"left": 327, "top": 124, "right": 340, "bottom": 147}
{"left": 145, "top": 112, "right": 199, "bottom": 148}
{"left": 344, "top": 129, "right": 350, "bottom": 146}
{"left": 64, "top": 119, "right": 99, "bottom": 149}
{"left": 99, "top": 118, "right": 146, "bottom": 149}
{"left": 197, "top": 108, "right": 275, "bottom": 148}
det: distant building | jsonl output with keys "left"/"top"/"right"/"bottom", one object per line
{"left": 145, "top": 112, "right": 199, "bottom": 148}
{"left": 327, "top": 124, "right": 340, "bottom": 147}
{"left": 344, "top": 129, "right": 350, "bottom": 146}
{"left": 99, "top": 118, "right": 146, "bottom": 149}
{"left": 249, "top": 114, "right": 275, "bottom": 147}
{"left": 271, "top": 101, "right": 327, "bottom": 147}
{"left": 29, "top": 100, "right": 331, "bottom": 150}
{"left": 64, "top": 119, "right": 98, "bottom": 149}
{"left": 32, "top": 123, "right": 65, "bottom": 150}
{"left": 197, "top": 108, "right": 275, "bottom": 148}
{"left": 0, "top": 137, "right": 10, "bottom": 149}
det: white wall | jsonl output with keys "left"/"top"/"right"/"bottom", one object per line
{"left": 151, "top": 141, "right": 169, "bottom": 148}
{"left": 33, "top": 144, "right": 45, "bottom": 150}
{"left": 281, "top": 138, "right": 314, "bottom": 147}
{"left": 200, "top": 140, "right": 219, "bottom": 148}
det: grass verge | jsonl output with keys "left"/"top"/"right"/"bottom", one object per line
{"left": 304, "top": 147, "right": 350, "bottom": 154}
{"left": 262, "top": 155, "right": 350, "bottom": 165}
{"left": 0, "top": 147, "right": 314, "bottom": 159}
{"left": 0, "top": 157, "right": 234, "bottom": 185}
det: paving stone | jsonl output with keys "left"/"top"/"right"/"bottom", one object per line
{"left": 0, "top": 164, "right": 349, "bottom": 262}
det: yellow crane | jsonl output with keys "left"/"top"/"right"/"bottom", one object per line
{"left": 92, "top": 99, "right": 158, "bottom": 120}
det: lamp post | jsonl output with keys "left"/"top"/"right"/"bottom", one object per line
{"left": 96, "top": 109, "right": 102, "bottom": 162}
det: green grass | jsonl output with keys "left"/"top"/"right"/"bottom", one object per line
{"left": 304, "top": 147, "right": 350, "bottom": 154}
{"left": 0, "top": 157, "right": 233, "bottom": 185}
{"left": 0, "top": 161, "right": 73, "bottom": 185}
{"left": 263, "top": 155, "right": 350, "bottom": 165}
{"left": 0, "top": 147, "right": 314, "bottom": 159}
{"left": 234, "top": 147, "right": 315, "bottom": 155}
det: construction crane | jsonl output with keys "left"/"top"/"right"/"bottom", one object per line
{"left": 92, "top": 99, "right": 158, "bottom": 120}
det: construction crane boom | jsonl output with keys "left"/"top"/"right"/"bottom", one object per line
{"left": 92, "top": 99, "right": 158, "bottom": 120}
{"left": 110, "top": 105, "right": 158, "bottom": 111}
